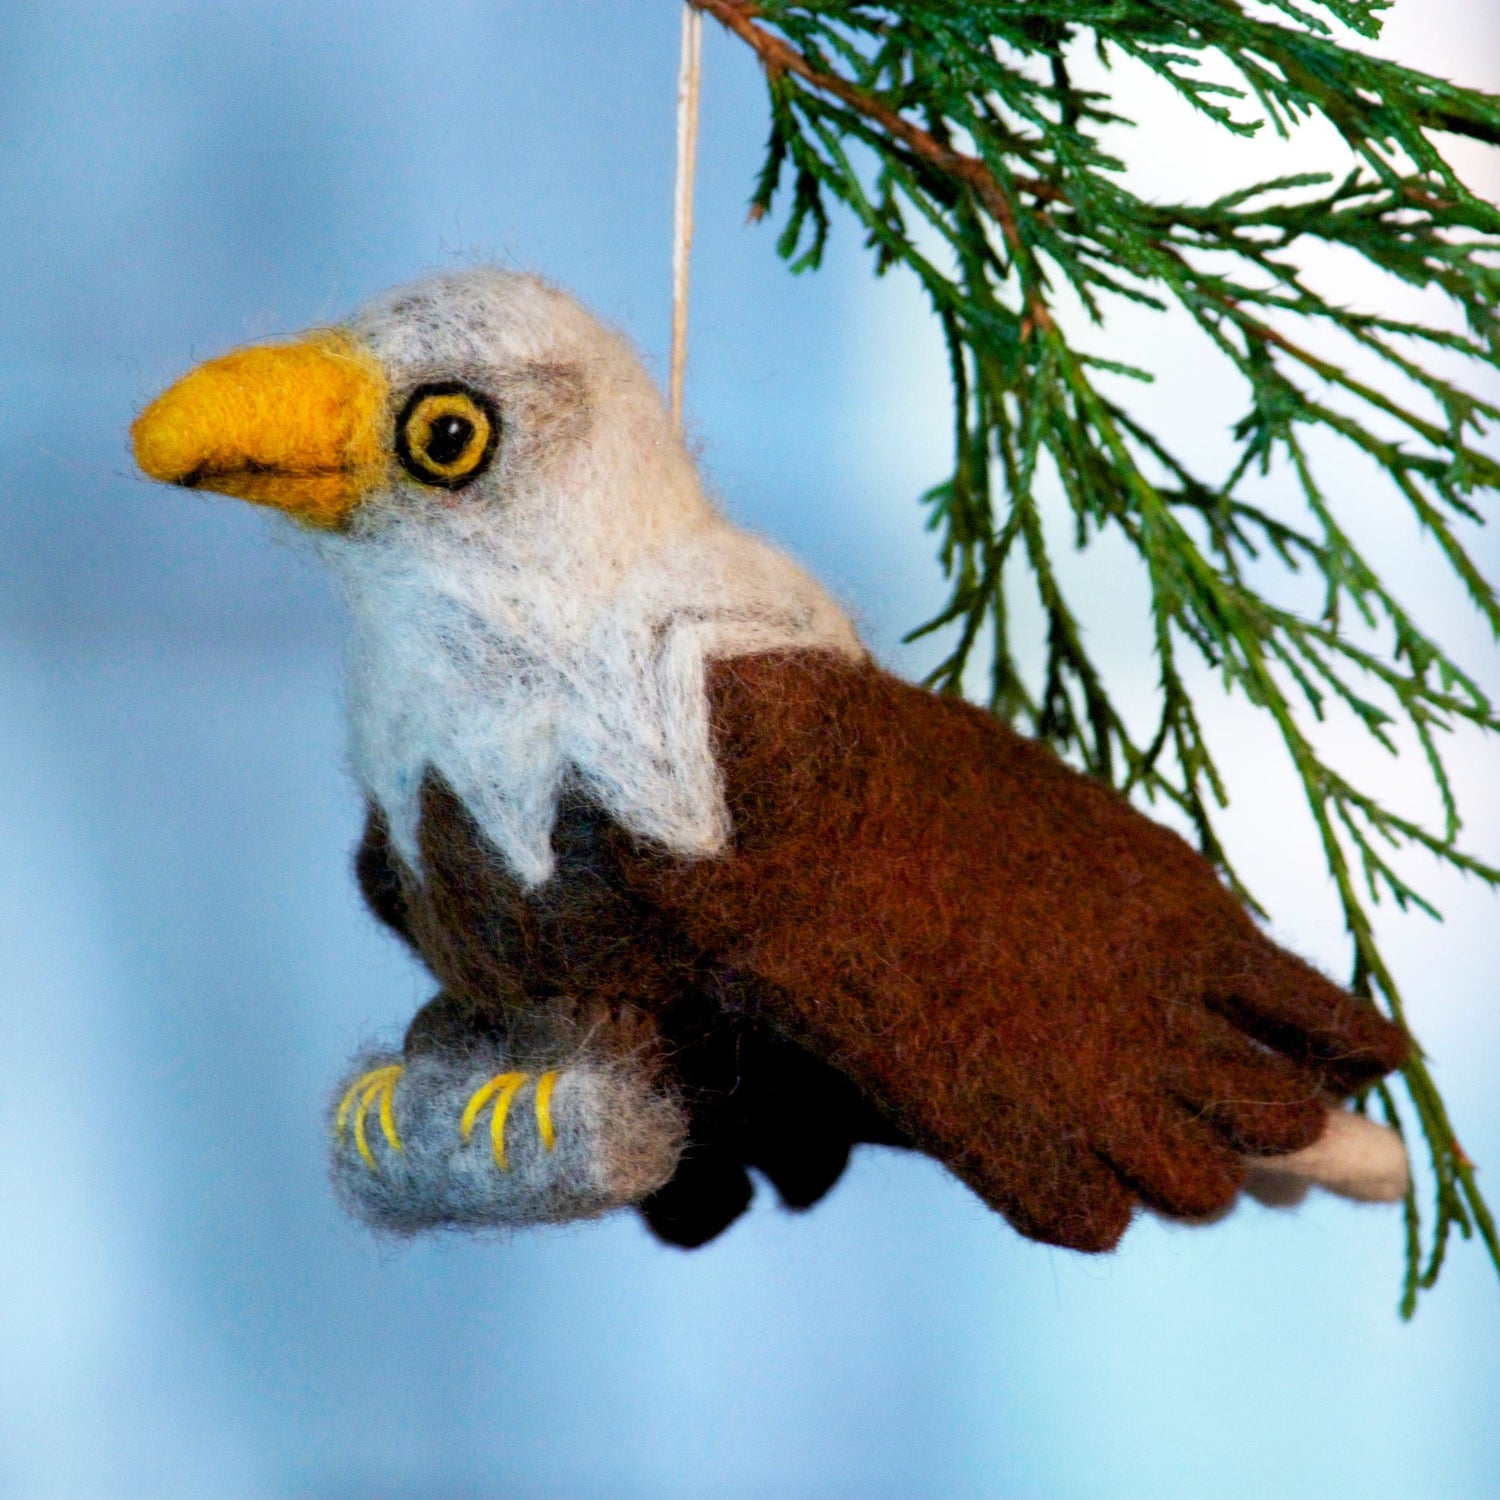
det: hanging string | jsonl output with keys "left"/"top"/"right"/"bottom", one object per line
{"left": 670, "top": 3, "right": 703, "bottom": 431}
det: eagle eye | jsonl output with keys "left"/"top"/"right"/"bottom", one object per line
{"left": 395, "top": 382, "right": 499, "bottom": 489}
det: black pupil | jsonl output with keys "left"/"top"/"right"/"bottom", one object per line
{"left": 425, "top": 413, "right": 475, "bottom": 465}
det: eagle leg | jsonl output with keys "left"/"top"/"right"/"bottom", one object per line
{"left": 640, "top": 1148, "right": 756, "bottom": 1249}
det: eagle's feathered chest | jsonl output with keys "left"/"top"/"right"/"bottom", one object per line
{"left": 367, "top": 774, "right": 703, "bottom": 1038}
{"left": 323, "top": 520, "right": 865, "bottom": 886}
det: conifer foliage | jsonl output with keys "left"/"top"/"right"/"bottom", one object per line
{"left": 691, "top": 0, "right": 1500, "bottom": 1312}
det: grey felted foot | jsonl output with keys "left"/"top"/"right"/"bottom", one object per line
{"left": 329, "top": 1046, "right": 686, "bottom": 1233}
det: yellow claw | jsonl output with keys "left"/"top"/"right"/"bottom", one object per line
{"left": 335, "top": 1064, "right": 404, "bottom": 1170}
{"left": 461, "top": 1071, "right": 527, "bottom": 1170}
{"left": 460, "top": 1070, "right": 561, "bottom": 1170}
{"left": 535, "top": 1070, "right": 559, "bottom": 1153}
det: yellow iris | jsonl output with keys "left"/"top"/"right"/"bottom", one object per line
{"left": 395, "top": 383, "right": 498, "bottom": 489}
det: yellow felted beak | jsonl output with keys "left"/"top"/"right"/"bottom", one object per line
{"left": 132, "top": 332, "right": 389, "bottom": 528}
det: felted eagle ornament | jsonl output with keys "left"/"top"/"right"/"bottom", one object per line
{"left": 133, "top": 268, "right": 1412, "bottom": 1253}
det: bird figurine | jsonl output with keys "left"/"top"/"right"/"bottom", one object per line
{"left": 132, "top": 268, "right": 1411, "bottom": 1253}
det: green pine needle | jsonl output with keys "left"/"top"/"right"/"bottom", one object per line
{"left": 695, "top": 0, "right": 1500, "bottom": 1314}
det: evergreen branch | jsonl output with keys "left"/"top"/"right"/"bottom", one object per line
{"left": 694, "top": 0, "right": 1060, "bottom": 326}
{"left": 703, "top": 0, "right": 1500, "bottom": 1314}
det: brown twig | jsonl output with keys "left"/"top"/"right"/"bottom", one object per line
{"left": 690, "top": 0, "right": 1058, "bottom": 327}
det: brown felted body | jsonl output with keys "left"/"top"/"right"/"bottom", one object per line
{"left": 359, "top": 648, "right": 1407, "bottom": 1254}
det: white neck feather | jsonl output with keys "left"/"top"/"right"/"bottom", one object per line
{"left": 321, "top": 509, "right": 863, "bottom": 887}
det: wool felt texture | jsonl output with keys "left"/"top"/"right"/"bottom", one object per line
{"left": 321, "top": 273, "right": 864, "bottom": 887}
{"left": 1243, "top": 1109, "right": 1411, "bottom": 1206}
{"left": 394, "top": 382, "right": 500, "bottom": 489}
{"left": 133, "top": 266, "right": 1411, "bottom": 1254}
{"left": 358, "top": 785, "right": 911, "bottom": 1247}
{"left": 329, "top": 1042, "right": 685, "bottom": 1233}
{"left": 132, "top": 332, "right": 388, "bottom": 527}
{"left": 616, "top": 650, "right": 1410, "bottom": 1250}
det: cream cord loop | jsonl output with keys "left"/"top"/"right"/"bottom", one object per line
{"left": 671, "top": 4, "right": 703, "bottom": 429}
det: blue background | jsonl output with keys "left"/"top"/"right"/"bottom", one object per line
{"left": 0, "top": 4, "right": 1496, "bottom": 1496}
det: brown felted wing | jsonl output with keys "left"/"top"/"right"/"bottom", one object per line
{"left": 617, "top": 650, "right": 1409, "bottom": 1252}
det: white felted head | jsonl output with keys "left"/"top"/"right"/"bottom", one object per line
{"left": 315, "top": 268, "right": 864, "bottom": 883}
